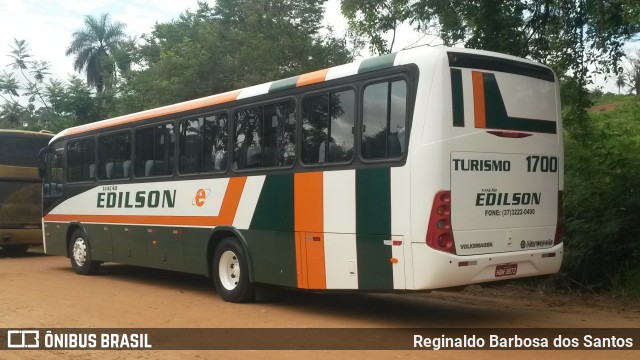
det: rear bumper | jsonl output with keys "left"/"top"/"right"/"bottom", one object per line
{"left": 0, "top": 229, "right": 43, "bottom": 247}
{"left": 410, "top": 242, "right": 563, "bottom": 290}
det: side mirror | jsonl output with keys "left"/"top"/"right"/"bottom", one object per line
{"left": 37, "top": 147, "right": 48, "bottom": 179}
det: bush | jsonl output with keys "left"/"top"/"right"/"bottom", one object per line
{"left": 561, "top": 99, "right": 640, "bottom": 293}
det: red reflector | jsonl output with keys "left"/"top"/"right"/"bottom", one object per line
{"left": 392, "top": 240, "right": 402, "bottom": 246}
{"left": 542, "top": 252, "right": 556, "bottom": 258}
{"left": 458, "top": 260, "right": 477, "bottom": 267}
{"left": 487, "top": 131, "right": 532, "bottom": 138}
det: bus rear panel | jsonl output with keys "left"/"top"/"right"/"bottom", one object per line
{"left": 0, "top": 131, "right": 53, "bottom": 251}
{"left": 409, "top": 50, "right": 562, "bottom": 290}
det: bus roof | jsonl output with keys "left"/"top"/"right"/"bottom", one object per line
{"left": 0, "top": 129, "right": 54, "bottom": 137}
{"left": 51, "top": 46, "right": 554, "bottom": 143}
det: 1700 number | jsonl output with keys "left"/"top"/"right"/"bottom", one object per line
{"left": 526, "top": 155, "right": 558, "bottom": 173}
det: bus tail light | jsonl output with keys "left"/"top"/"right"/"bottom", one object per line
{"left": 426, "top": 191, "right": 456, "bottom": 254}
{"left": 554, "top": 191, "right": 563, "bottom": 245}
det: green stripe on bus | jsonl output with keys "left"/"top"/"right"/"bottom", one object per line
{"left": 358, "top": 53, "right": 397, "bottom": 74}
{"left": 356, "top": 167, "right": 393, "bottom": 290}
{"left": 181, "top": 227, "right": 213, "bottom": 275}
{"left": 450, "top": 68, "right": 465, "bottom": 127}
{"left": 483, "top": 73, "right": 557, "bottom": 134}
{"left": 247, "top": 174, "right": 297, "bottom": 287}
{"left": 43, "top": 222, "right": 68, "bottom": 256}
{"left": 269, "top": 76, "right": 299, "bottom": 93}
{"left": 250, "top": 174, "right": 294, "bottom": 231}
{"left": 244, "top": 229, "right": 297, "bottom": 287}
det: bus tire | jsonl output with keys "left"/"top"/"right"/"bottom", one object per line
{"left": 213, "top": 237, "right": 254, "bottom": 303}
{"left": 69, "top": 230, "right": 100, "bottom": 275}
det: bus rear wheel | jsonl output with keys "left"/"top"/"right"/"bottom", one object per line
{"left": 213, "top": 238, "right": 254, "bottom": 303}
{"left": 69, "top": 230, "right": 100, "bottom": 275}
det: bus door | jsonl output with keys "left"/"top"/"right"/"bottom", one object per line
{"left": 40, "top": 147, "right": 65, "bottom": 253}
{"left": 40, "top": 147, "right": 64, "bottom": 210}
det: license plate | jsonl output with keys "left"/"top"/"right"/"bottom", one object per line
{"left": 495, "top": 263, "right": 518, "bottom": 277}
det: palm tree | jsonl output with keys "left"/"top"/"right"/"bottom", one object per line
{"left": 66, "top": 14, "right": 126, "bottom": 92}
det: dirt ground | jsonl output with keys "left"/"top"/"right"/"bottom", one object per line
{"left": 0, "top": 247, "right": 638, "bottom": 360}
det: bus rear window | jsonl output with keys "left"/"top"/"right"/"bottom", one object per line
{"left": 0, "top": 137, "right": 50, "bottom": 168}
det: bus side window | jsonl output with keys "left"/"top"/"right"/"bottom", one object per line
{"left": 206, "top": 113, "right": 229, "bottom": 172}
{"left": 179, "top": 113, "right": 229, "bottom": 174}
{"left": 67, "top": 139, "right": 95, "bottom": 182}
{"left": 362, "top": 80, "right": 407, "bottom": 159}
{"left": 233, "top": 101, "right": 295, "bottom": 170}
{"left": 136, "top": 124, "right": 174, "bottom": 177}
{"left": 99, "top": 132, "right": 132, "bottom": 180}
{"left": 302, "top": 90, "right": 355, "bottom": 164}
{"left": 179, "top": 118, "right": 203, "bottom": 174}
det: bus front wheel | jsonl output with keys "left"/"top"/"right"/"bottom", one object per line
{"left": 69, "top": 230, "right": 100, "bottom": 275}
{"left": 212, "top": 238, "right": 254, "bottom": 303}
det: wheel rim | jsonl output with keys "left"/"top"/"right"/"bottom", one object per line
{"left": 218, "top": 250, "right": 240, "bottom": 291}
{"left": 72, "top": 238, "right": 88, "bottom": 267}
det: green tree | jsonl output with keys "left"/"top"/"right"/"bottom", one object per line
{"left": 0, "top": 39, "right": 54, "bottom": 128}
{"left": 65, "top": 13, "right": 127, "bottom": 93}
{"left": 341, "top": 0, "right": 411, "bottom": 54}
{"left": 120, "top": 0, "right": 354, "bottom": 113}
{"left": 0, "top": 39, "right": 110, "bottom": 131}
{"left": 0, "top": 40, "right": 52, "bottom": 114}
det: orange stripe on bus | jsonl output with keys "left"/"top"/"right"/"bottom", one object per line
{"left": 472, "top": 71, "right": 486, "bottom": 129}
{"left": 294, "top": 172, "right": 326, "bottom": 289}
{"left": 294, "top": 172, "right": 324, "bottom": 232}
{"left": 65, "top": 90, "right": 242, "bottom": 137}
{"left": 43, "top": 177, "right": 247, "bottom": 227}
{"left": 296, "top": 68, "right": 329, "bottom": 87}
{"left": 295, "top": 232, "right": 308, "bottom": 289}
{"left": 216, "top": 176, "right": 247, "bottom": 224}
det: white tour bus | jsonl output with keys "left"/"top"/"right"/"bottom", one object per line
{"left": 39, "top": 46, "right": 563, "bottom": 302}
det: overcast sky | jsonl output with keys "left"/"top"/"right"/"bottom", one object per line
{"left": 0, "top": 0, "right": 635, "bottom": 95}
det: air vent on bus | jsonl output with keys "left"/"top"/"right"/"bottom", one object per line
{"left": 426, "top": 191, "right": 456, "bottom": 254}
